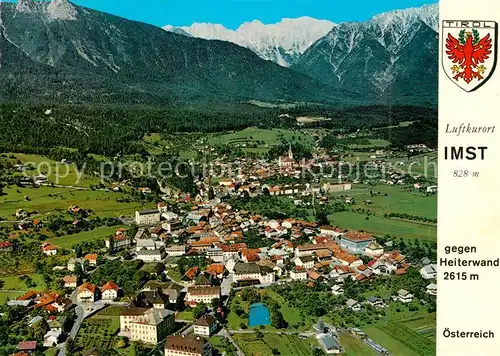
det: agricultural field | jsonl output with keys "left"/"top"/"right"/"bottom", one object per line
{"left": 0, "top": 184, "right": 149, "bottom": 220}
{"left": 232, "top": 333, "right": 317, "bottom": 356}
{"left": 208, "top": 127, "right": 314, "bottom": 154}
{"left": 0, "top": 252, "right": 37, "bottom": 277}
{"left": 5, "top": 153, "right": 102, "bottom": 188}
{"left": 0, "top": 273, "right": 46, "bottom": 291}
{"left": 0, "top": 291, "right": 24, "bottom": 305}
{"left": 46, "top": 225, "right": 123, "bottom": 248}
{"left": 362, "top": 307, "right": 436, "bottom": 356}
{"left": 327, "top": 183, "right": 437, "bottom": 240}
{"left": 142, "top": 133, "right": 199, "bottom": 159}
{"left": 389, "top": 152, "right": 438, "bottom": 182}
{"left": 328, "top": 211, "right": 437, "bottom": 241}
{"left": 209, "top": 336, "right": 238, "bottom": 356}
{"left": 73, "top": 306, "right": 133, "bottom": 355}
{"left": 330, "top": 184, "right": 437, "bottom": 220}
{"left": 345, "top": 139, "right": 391, "bottom": 149}
{"left": 339, "top": 332, "right": 376, "bottom": 356}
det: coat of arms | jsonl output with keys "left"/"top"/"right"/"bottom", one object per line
{"left": 442, "top": 20, "right": 497, "bottom": 91}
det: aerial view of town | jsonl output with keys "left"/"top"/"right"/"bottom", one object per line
{"left": 0, "top": 0, "right": 438, "bottom": 355}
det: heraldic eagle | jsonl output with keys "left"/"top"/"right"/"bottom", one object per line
{"left": 446, "top": 30, "right": 493, "bottom": 83}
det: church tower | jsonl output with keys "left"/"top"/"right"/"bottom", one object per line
{"left": 288, "top": 142, "right": 294, "bottom": 160}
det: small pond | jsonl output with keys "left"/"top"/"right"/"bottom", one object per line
{"left": 248, "top": 302, "right": 271, "bottom": 327}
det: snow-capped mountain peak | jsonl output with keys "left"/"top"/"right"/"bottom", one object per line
{"left": 371, "top": 3, "right": 438, "bottom": 32}
{"left": 292, "top": 2, "right": 438, "bottom": 102}
{"left": 15, "top": 0, "right": 35, "bottom": 13}
{"left": 47, "top": 0, "right": 77, "bottom": 21}
{"left": 163, "top": 17, "right": 335, "bottom": 67}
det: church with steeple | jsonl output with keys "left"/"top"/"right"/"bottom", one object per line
{"left": 278, "top": 143, "right": 295, "bottom": 167}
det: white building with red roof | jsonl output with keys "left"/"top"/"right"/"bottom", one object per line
{"left": 101, "top": 281, "right": 119, "bottom": 300}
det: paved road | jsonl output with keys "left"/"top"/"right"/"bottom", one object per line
{"left": 228, "top": 329, "right": 316, "bottom": 337}
{"left": 220, "top": 274, "right": 233, "bottom": 296}
{"left": 58, "top": 303, "right": 83, "bottom": 356}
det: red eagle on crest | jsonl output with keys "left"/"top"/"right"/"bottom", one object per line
{"left": 446, "top": 29, "right": 492, "bottom": 83}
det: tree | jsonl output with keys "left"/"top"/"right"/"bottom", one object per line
{"left": 312, "top": 348, "right": 326, "bottom": 356}
{"left": 211, "top": 298, "right": 221, "bottom": 309}
{"left": 241, "top": 288, "right": 260, "bottom": 304}
{"left": 271, "top": 309, "right": 288, "bottom": 329}
{"left": 316, "top": 211, "right": 329, "bottom": 226}
{"left": 193, "top": 303, "right": 207, "bottom": 320}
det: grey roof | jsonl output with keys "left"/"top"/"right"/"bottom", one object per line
{"left": 318, "top": 333, "right": 340, "bottom": 351}
{"left": 137, "top": 209, "right": 160, "bottom": 215}
{"left": 8, "top": 300, "right": 32, "bottom": 307}
{"left": 28, "top": 315, "right": 44, "bottom": 326}
{"left": 233, "top": 262, "right": 261, "bottom": 275}
{"left": 137, "top": 249, "right": 163, "bottom": 256}
{"left": 134, "top": 290, "right": 168, "bottom": 308}
{"left": 346, "top": 299, "right": 359, "bottom": 307}
{"left": 137, "top": 238, "right": 162, "bottom": 247}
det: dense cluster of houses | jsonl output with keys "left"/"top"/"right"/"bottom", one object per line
{"left": 2, "top": 145, "right": 438, "bottom": 356}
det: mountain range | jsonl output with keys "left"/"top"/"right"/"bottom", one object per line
{"left": 166, "top": 3, "right": 438, "bottom": 106}
{"left": 0, "top": 0, "right": 438, "bottom": 107}
{"left": 164, "top": 17, "right": 335, "bottom": 68}
{"left": 294, "top": 4, "right": 438, "bottom": 105}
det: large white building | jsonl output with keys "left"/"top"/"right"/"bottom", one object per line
{"left": 290, "top": 267, "right": 308, "bottom": 281}
{"left": 137, "top": 247, "right": 166, "bottom": 262}
{"left": 136, "top": 239, "right": 165, "bottom": 252}
{"left": 233, "top": 263, "right": 274, "bottom": 284}
{"left": 135, "top": 209, "right": 161, "bottom": 225}
{"left": 120, "top": 307, "right": 175, "bottom": 344}
{"left": 185, "top": 286, "right": 221, "bottom": 306}
{"left": 165, "top": 245, "right": 187, "bottom": 257}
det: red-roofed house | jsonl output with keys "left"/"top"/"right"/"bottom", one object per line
{"left": 42, "top": 244, "right": 58, "bottom": 256}
{"left": 182, "top": 267, "right": 200, "bottom": 282}
{"left": 205, "top": 264, "right": 225, "bottom": 279}
{"left": 84, "top": 254, "right": 98, "bottom": 266}
{"left": 0, "top": 240, "right": 13, "bottom": 252}
{"left": 101, "top": 281, "right": 119, "bottom": 300}
{"left": 17, "top": 290, "right": 39, "bottom": 301}
{"left": 17, "top": 341, "right": 37, "bottom": 353}
{"left": 319, "top": 226, "right": 344, "bottom": 237}
{"left": 77, "top": 282, "right": 98, "bottom": 302}
{"left": 63, "top": 275, "right": 78, "bottom": 289}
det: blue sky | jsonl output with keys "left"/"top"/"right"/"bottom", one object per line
{"left": 8, "top": 0, "right": 438, "bottom": 29}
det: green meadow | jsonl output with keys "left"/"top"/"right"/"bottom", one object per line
{"left": 328, "top": 211, "right": 436, "bottom": 241}
{"left": 232, "top": 333, "right": 317, "bottom": 356}
{"left": 46, "top": 225, "right": 123, "bottom": 248}
{"left": 6, "top": 153, "right": 102, "bottom": 188}
{"left": 0, "top": 185, "right": 150, "bottom": 219}
{"left": 330, "top": 184, "right": 437, "bottom": 219}
{"left": 208, "top": 127, "right": 314, "bottom": 153}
